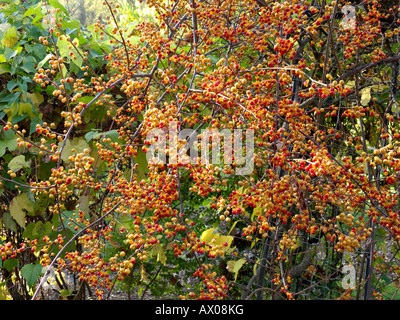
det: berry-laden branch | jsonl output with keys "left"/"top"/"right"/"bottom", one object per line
{"left": 31, "top": 200, "right": 122, "bottom": 300}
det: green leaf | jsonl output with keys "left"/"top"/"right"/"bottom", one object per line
{"left": 21, "top": 263, "right": 43, "bottom": 287}
{"left": 62, "top": 210, "right": 89, "bottom": 233}
{"left": 6, "top": 79, "right": 18, "bottom": 92}
{"left": 32, "top": 221, "right": 52, "bottom": 237}
{"left": 134, "top": 149, "right": 148, "bottom": 181}
{"left": 17, "top": 102, "right": 35, "bottom": 119}
{"left": 2, "top": 212, "right": 17, "bottom": 232}
{"left": 3, "top": 259, "right": 18, "bottom": 272}
{"left": 3, "top": 47, "right": 21, "bottom": 62}
{"left": 0, "top": 23, "right": 18, "bottom": 48}
{"left": 22, "top": 222, "right": 36, "bottom": 240}
{"left": 37, "top": 53, "right": 53, "bottom": 69}
{"left": 0, "top": 130, "right": 18, "bottom": 157}
{"left": 8, "top": 155, "right": 30, "bottom": 172}
{"left": 21, "top": 92, "right": 44, "bottom": 108}
{"left": 58, "top": 137, "right": 90, "bottom": 163}
{"left": 20, "top": 59, "right": 37, "bottom": 74}
{"left": 60, "top": 289, "right": 73, "bottom": 297}
{"left": 0, "top": 63, "right": 11, "bottom": 75}
{"left": 85, "top": 129, "right": 119, "bottom": 143}
{"left": 57, "top": 36, "right": 83, "bottom": 68}
{"left": 85, "top": 130, "right": 101, "bottom": 143}
{"left": 23, "top": 3, "right": 42, "bottom": 17}
{"left": 48, "top": 0, "right": 69, "bottom": 15}
{"left": 9, "top": 193, "right": 34, "bottom": 228}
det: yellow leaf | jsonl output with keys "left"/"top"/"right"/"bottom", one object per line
{"left": 226, "top": 260, "right": 235, "bottom": 272}
{"left": 10, "top": 193, "right": 33, "bottom": 228}
{"left": 253, "top": 259, "right": 260, "bottom": 276}
{"left": 140, "top": 264, "right": 149, "bottom": 283}
{"left": 226, "top": 259, "right": 246, "bottom": 282}
{"left": 21, "top": 92, "right": 44, "bottom": 108}
{"left": 214, "top": 234, "right": 234, "bottom": 250}
{"left": 360, "top": 87, "right": 371, "bottom": 106}
{"left": 152, "top": 243, "right": 167, "bottom": 266}
{"left": 251, "top": 202, "right": 263, "bottom": 221}
{"left": 200, "top": 227, "right": 233, "bottom": 252}
{"left": 345, "top": 80, "right": 355, "bottom": 89}
{"left": 228, "top": 219, "right": 242, "bottom": 235}
{"left": 250, "top": 238, "right": 259, "bottom": 249}
{"left": 200, "top": 227, "right": 217, "bottom": 243}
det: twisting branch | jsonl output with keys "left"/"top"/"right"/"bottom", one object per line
{"left": 31, "top": 200, "right": 122, "bottom": 300}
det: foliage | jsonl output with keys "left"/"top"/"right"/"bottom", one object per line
{"left": 0, "top": 0, "right": 400, "bottom": 301}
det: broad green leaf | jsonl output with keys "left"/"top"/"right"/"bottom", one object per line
{"left": 2, "top": 212, "right": 17, "bottom": 232}
{"left": 3, "top": 36, "right": 18, "bottom": 49}
{"left": 62, "top": 210, "right": 88, "bottom": 232}
{"left": 21, "top": 263, "right": 43, "bottom": 287}
{"left": 22, "top": 222, "right": 36, "bottom": 240}
{"left": 57, "top": 36, "right": 83, "bottom": 68}
{"left": 8, "top": 155, "right": 30, "bottom": 172}
{"left": 23, "top": 3, "right": 42, "bottom": 17}
{"left": 0, "top": 63, "right": 11, "bottom": 75}
{"left": 61, "top": 19, "right": 81, "bottom": 32}
{"left": 21, "top": 92, "right": 44, "bottom": 108}
{"left": 0, "top": 130, "right": 18, "bottom": 157}
{"left": 37, "top": 53, "right": 53, "bottom": 69}
{"left": 6, "top": 79, "right": 18, "bottom": 92}
{"left": 18, "top": 102, "right": 35, "bottom": 119}
{"left": 9, "top": 193, "right": 34, "bottom": 228}
{"left": 85, "top": 130, "right": 101, "bottom": 143}
{"left": 3, "top": 259, "right": 18, "bottom": 272}
{"left": 3, "top": 47, "right": 21, "bottom": 62}
{"left": 4, "top": 102, "right": 34, "bottom": 121}
{"left": 32, "top": 221, "right": 52, "bottom": 237}
{"left": 58, "top": 137, "right": 90, "bottom": 163}
{"left": 119, "top": 213, "right": 135, "bottom": 233}
{"left": 48, "top": 0, "right": 69, "bottom": 15}
{"left": 85, "top": 129, "right": 119, "bottom": 143}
